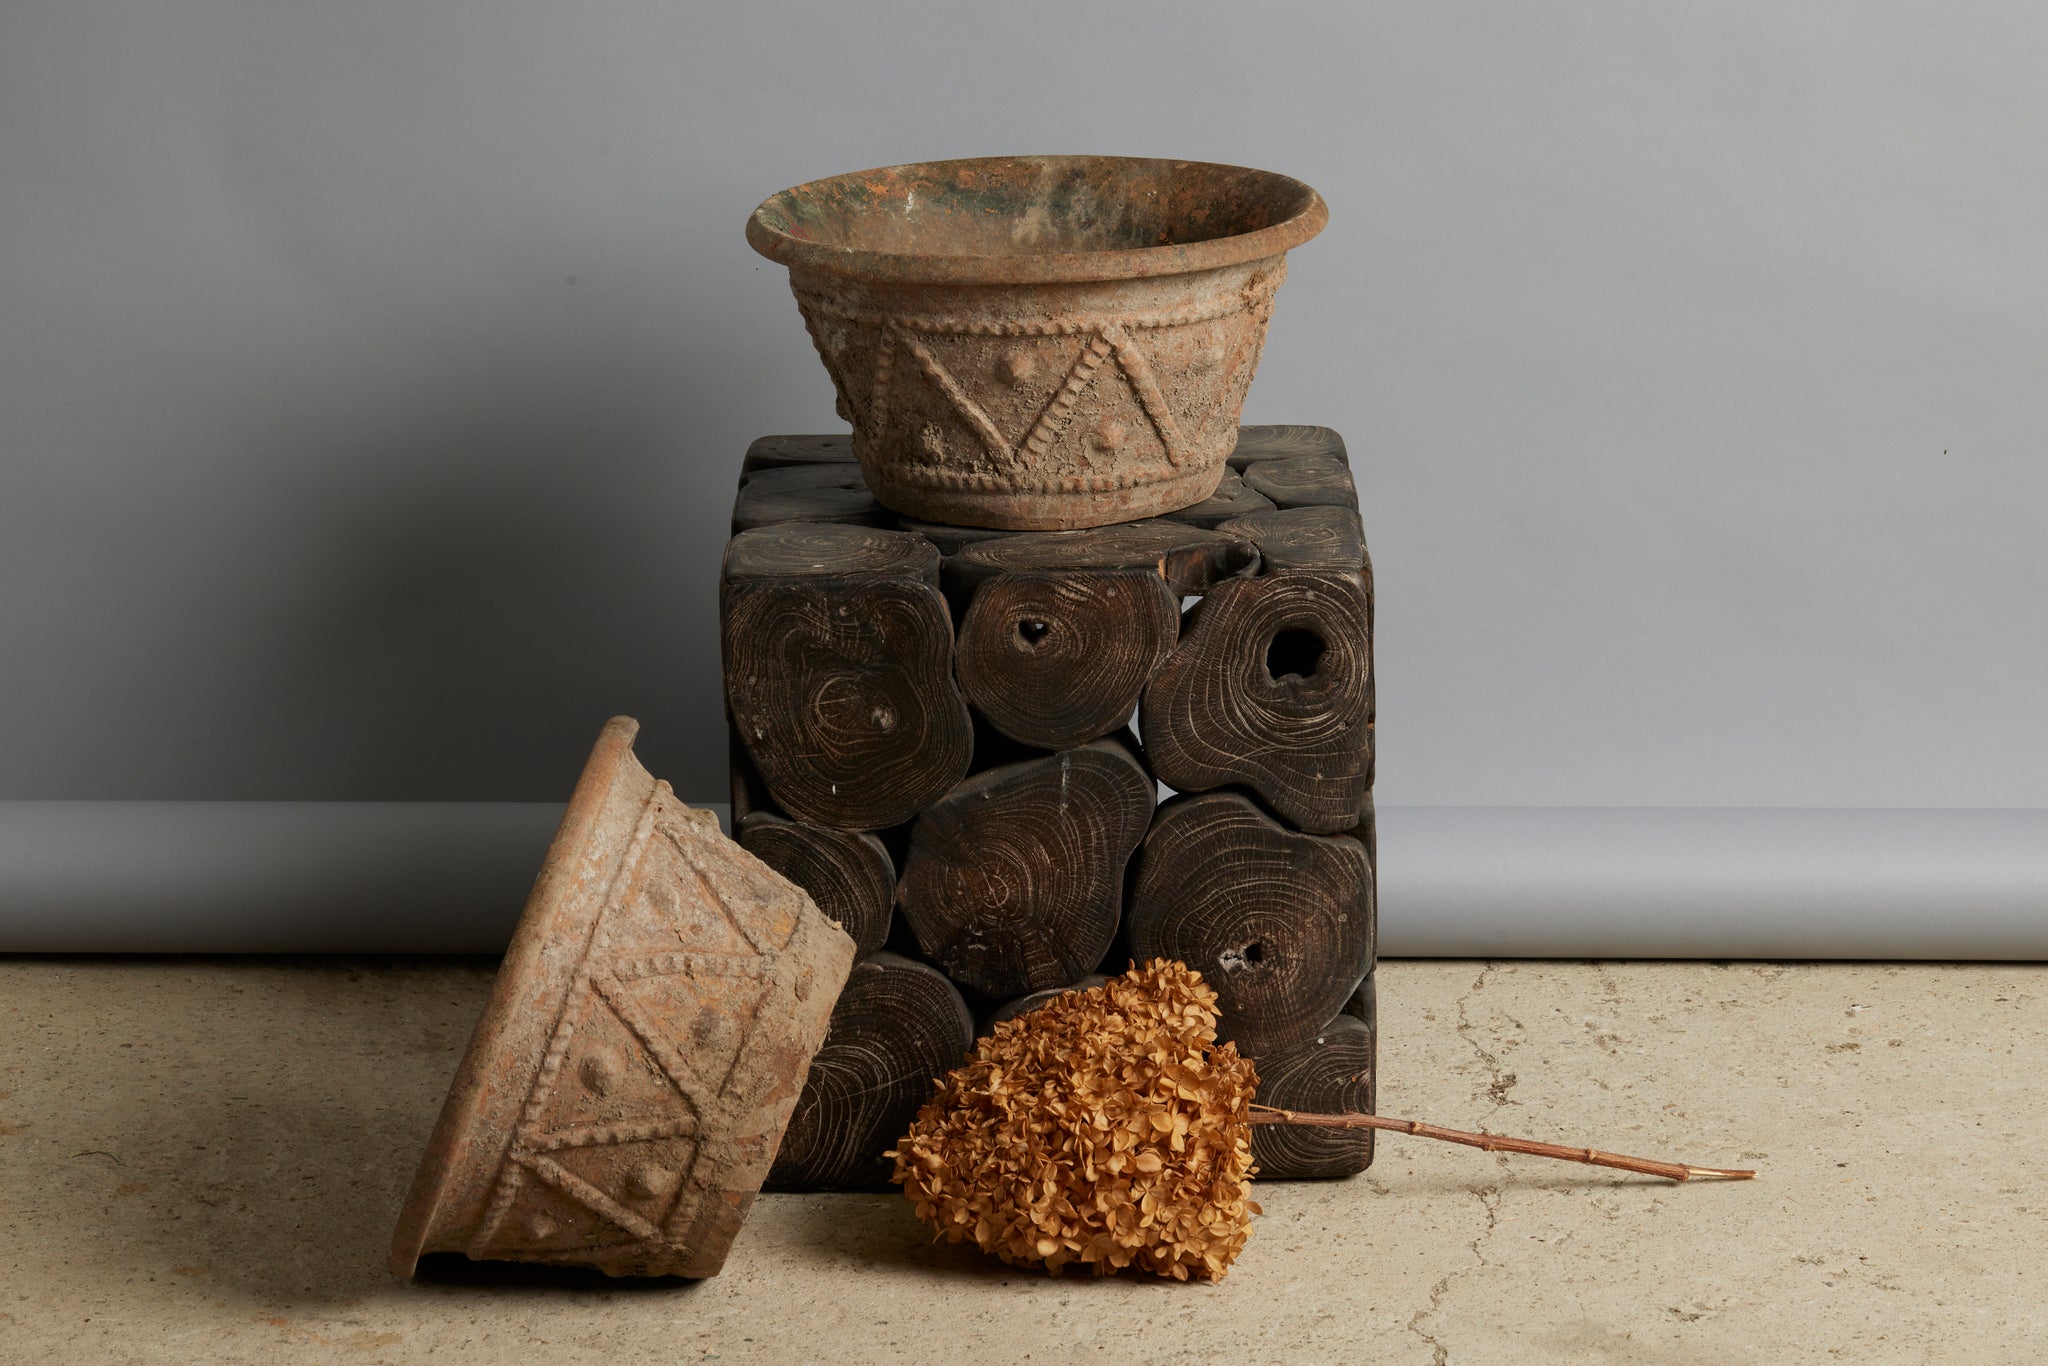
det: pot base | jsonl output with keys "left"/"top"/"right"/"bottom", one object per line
{"left": 872, "top": 461, "right": 1228, "bottom": 532}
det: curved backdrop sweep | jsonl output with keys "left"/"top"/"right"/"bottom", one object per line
{"left": 3, "top": 802, "right": 2043, "bottom": 958}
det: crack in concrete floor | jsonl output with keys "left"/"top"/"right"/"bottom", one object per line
{"left": 5, "top": 958, "right": 2045, "bottom": 1364}
{"left": 1405, "top": 962, "right": 1519, "bottom": 1364}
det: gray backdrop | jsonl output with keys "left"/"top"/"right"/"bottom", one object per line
{"left": 4, "top": 2, "right": 2045, "bottom": 821}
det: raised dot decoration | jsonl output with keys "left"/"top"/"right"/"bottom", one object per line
{"left": 578, "top": 1050, "right": 622, "bottom": 1097}
{"left": 626, "top": 1163, "right": 677, "bottom": 1201}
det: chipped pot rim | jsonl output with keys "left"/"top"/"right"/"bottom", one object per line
{"left": 745, "top": 154, "right": 1328, "bottom": 286}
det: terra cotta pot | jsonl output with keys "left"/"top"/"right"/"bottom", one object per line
{"left": 746, "top": 156, "right": 1327, "bottom": 530}
{"left": 388, "top": 717, "right": 855, "bottom": 1279}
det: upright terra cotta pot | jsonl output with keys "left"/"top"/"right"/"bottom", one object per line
{"left": 746, "top": 156, "right": 1327, "bottom": 530}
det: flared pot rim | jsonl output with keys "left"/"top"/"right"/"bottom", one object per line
{"left": 746, "top": 154, "right": 1327, "bottom": 286}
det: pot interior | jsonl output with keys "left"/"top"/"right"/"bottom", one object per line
{"left": 754, "top": 156, "right": 1319, "bottom": 259}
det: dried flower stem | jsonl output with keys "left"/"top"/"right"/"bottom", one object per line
{"left": 1249, "top": 1105, "right": 1756, "bottom": 1182}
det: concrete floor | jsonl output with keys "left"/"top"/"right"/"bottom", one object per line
{"left": 1, "top": 957, "right": 2042, "bottom": 1364}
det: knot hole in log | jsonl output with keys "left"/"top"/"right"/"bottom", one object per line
{"left": 1219, "top": 940, "right": 1266, "bottom": 971}
{"left": 1264, "top": 627, "right": 1326, "bottom": 683}
{"left": 956, "top": 569, "right": 1178, "bottom": 749}
{"left": 1128, "top": 791, "right": 1373, "bottom": 1055}
{"left": 1140, "top": 570, "right": 1371, "bottom": 833}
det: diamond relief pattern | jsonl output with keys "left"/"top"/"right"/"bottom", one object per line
{"left": 875, "top": 322, "right": 1192, "bottom": 477}
{"left": 467, "top": 800, "right": 814, "bottom": 1266}
{"left": 791, "top": 266, "right": 1283, "bottom": 506}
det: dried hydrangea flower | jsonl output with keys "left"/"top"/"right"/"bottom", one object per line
{"left": 888, "top": 959, "right": 1259, "bottom": 1281}
{"left": 890, "top": 960, "right": 1756, "bottom": 1283}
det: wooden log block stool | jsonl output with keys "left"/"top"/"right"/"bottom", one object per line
{"left": 722, "top": 425, "right": 1376, "bottom": 1183}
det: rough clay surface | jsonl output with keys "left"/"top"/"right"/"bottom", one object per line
{"left": 390, "top": 718, "right": 856, "bottom": 1279}
{"left": 2, "top": 958, "right": 2042, "bottom": 1363}
{"left": 750, "top": 158, "right": 1327, "bottom": 530}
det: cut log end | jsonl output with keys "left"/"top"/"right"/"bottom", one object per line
{"left": 1141, "top": 569, "right": 1373, "bottom": 833}
{"left": 723, "top": 539, "right": 971, "bottom": 830}
{"left": 897, "top": 739, "right": 1155, "bottom": 997}
{"left": 739, "top": 812, "right": 896, "bottom": 959}
{"left": 724, "top": 522, "right": 941, "bottom": 585}
{"left": 1241, "top": 454, "right": 1358, "bottom": 511}
{"left": 1128, "top": 791, "right": 1374, "bottom": 1057}
{"left": 1215, "top": 505, "right": 1367, "bottom": 574}
{"left": 766, "top": 953, "right": 973, "bottom": 1191}
{"left": 943, "top": 519, "right": 1258, "bottom": 614}
{"left": 1227, "top": 425, "right": 1348, "bottom": 469}
{"left": 1160, "top": 470, "right": 1277, "bottom": 528}
{"left": 1249, "top": 1014, "right": 1375, "bottom": 1179}
{"left": 956, "top": 568, "right": 1178, "bottom": 749}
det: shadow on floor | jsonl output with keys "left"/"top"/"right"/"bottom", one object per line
{"left": 16, "top": 956, "right": 1704, "bottom": 1318}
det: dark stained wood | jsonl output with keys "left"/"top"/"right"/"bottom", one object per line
{"left": 1127, "top": 791, "right": 1373, "bottom": 1056}
{"left": 1091, "top": 922, "right": 1138, "bottom": 981}
{"left": 942, "top": 519, "right": 1258, "bottom": 614}
{"left": 955, "top": 568, "right": 1178, "bottom": 748}
{"left": 1215, "top": 505, "right": 1367, "bottom": 572}
{"left": 730, "top": 486, "right": 888, "bottom": 534}
{"left": 896, "top": 739, "right": 1155, "bottom": 996}
{"left": 1227, "top": 424, "right": 1348, "bottom": 469}
{"left": 984, "top": 974, "right": 1111, "bottom": 1031}
{"left": 892, "top": 513, "right": 1015, "bottom": 555}
{"left": 732, "top": 464, "right": 888, "bottom": 532}
{"left": 1357, "top": 789, "right": 1377, "bottom": 924}
{"left": 964, "top": 706, "right": 1055, "bottom": 775}
{"left": 739, "top": 462, "right": 869, "bottom": 492}
{"left": 1141, "top": 569, "right": 1373, "bottom": 834}
{"left": 1159, "top": 470, "right": 1277, "bottom": 529}
{"left": 724, "top": 521, "right": 941, "bottom": 583}
{"left": 765, "top": 952, "right": 974, "bottom": 1191}
{"left": 739, "top": 811, "right": 896, "bottom": 960}
{"left": 1241, "top": 454, "right": 1358, "bottom": 511}
{"left": 1249, "top": 1014, "right": 1376, "bottom": 1178}
{"left": 746, "top": 426, "right": 1346, "bottom": 478}
{"left": 1352, "top": 800, "right": 1377, "bottom": 1019}
{"left": 723, "top": 525, "right": 972, "bottom": 830}
{"left": 716, "top": 429, "right": 1378, "bottom": 1188}
{"left": 740, "top": 432, "right": 859, "bottom": 476}
{"left": 1343, "top": 971, "right": 1375, "bottom": 1030}
{"left": 728, "top": 721, "right": 773, "bottom": 823}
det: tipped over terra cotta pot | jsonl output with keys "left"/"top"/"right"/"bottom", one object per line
{"left": 389, "top": 717, "right": 855, "bottom": 1280}
{"left": 747, "top": 156, "right": 1327, "bottom": 531}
